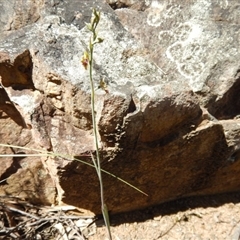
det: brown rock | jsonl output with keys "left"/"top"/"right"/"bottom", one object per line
{"left": 0, "top": 0, "right": 240, "bottom": 215}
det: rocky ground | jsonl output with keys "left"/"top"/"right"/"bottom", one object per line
{"left": 1, "top": 192, "right": 240, "bottom": 239}
{"left": 87, "top": 192, "right": 240, "bottom": 240}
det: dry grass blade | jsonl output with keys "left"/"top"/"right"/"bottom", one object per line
{"left": 0, "top": 196, "right": 93, "bottom": 239}
{"left": 0, "top": 143, "right": 148, "bottom": 196}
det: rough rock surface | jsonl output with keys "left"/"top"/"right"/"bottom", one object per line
{"left": 0, "top": 0, "right": 240, "bottom": 215}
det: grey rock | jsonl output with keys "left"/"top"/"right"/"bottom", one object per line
{"left": 115, "top": 0, "right": 240, "bottom": 116}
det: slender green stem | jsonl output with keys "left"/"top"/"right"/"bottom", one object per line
{"left": 89, "top": 42, "right": 104, "bottom": 202}
{"left": 87, "top": 10, "right": 112, "bottom": 240}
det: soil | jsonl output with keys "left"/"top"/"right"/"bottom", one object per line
{"left": 2, "top": 192, "right": 240, "bottom": 239}
{"left": 87, "top": 192, "right": 240, "bottom": 240}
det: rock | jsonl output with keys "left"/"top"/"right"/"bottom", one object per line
{"left": 0, "top": 1, "right": 41, "bottom": 31}
{"left": 0, "top": 0, "right": 240, "bottom": 214}
{"left": 115, "top": 0, "right": 240, "bottom": 98}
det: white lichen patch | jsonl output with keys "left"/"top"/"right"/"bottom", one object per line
{"left": 146, "top": 0, "right": 165, "bottom": 27}
{"left": 163, "top": 21, "right": 209, "bottom": 91}
{"left": 11, "top": 91, "right": 41, "bottom": 115}
{"left": 136, "top": 84, "right": 161, "bottom": 99}
{"left": 146, "top": 0, "right": 239, "bottom": 92}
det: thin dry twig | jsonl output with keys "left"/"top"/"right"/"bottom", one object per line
{"left": 0, "top": 198, "right": 94, "bottom": 239}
